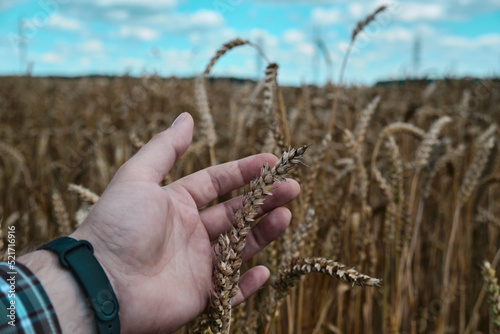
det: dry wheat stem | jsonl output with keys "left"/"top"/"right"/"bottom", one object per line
{"left": 203, "top": 38, "right": 270, "bottom": 77}
{"left": 199, "top": 37, "right": 272, "bottom": 166}
{"left": 328, "top": 5, "right": 387, "bottom": 135}
{"left": 203, "top": 39, "right": 249, "bottom": 77}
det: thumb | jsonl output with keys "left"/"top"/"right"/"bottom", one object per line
{"left": 115, "top": 112, "right": 194, "bottom": 183}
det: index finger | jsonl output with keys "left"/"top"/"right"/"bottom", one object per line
{"left": 170, "top": 153, "right": 278, "bottom": 208}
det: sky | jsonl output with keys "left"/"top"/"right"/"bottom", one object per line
{"left": 0, "top": 0, "right": 499, "bottom": 86}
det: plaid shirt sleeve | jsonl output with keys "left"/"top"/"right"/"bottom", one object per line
{"left": 0, "top": 261, "right": 62, "bottom": 334}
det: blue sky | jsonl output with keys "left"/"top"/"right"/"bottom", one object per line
{"left": 1, "top": 0, "right": 499, "bottom": 86}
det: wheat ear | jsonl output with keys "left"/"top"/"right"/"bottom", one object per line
{"left": 482, "top": 261, "right": 500, "bottom": 330}
{"left": 194, "top": 76, "right": 218, "bottom": 165}
{"left": 270, "top": 257, "right": 381, "bottom": 314}
{"left": 353, "top": 95, "right": 381, "bottom": 149}
{"left": 52, "top": 191, "right": 72, "bottom": 236}
{"left": 371, "top": 122, "right": 425, "bottom": 171}
{"left": 458, "top": 125, "right": 497, "bottom": 206}
{"left": 68, "top": 183, "right": 100, "bottom": 204}
{"left": 210, "top": 146, "right": 307, "bottom": 334}
{"left": 262, "top": 63, "right": 287, "bottom": 155}
{"left": 414, "top": 116, "right": 452, "bottom": 171}
{"left": 0, "top": 141, "right": 32, "bottom": 187}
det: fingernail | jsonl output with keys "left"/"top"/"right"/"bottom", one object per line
{"left": 171, "top": 112, "right": 187, "bottom": 127}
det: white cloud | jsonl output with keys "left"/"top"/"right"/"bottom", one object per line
{"left": 442, "top": 33, "right": 500, "bottom": 49}
{"left": 146, "top": 10, "right": 224, "bottom": 33}
{"left": 248, "top": 29, "right": 278, "bottom": 48}
{"left": 81, "top": 40, "right": 104, "bottom": 53}
{"left": 0, "top": 0, "right": 25, "bottom": 10}
{"left": 47, "top": 14, "right": 82, "bottom": 30}
{"left": 120, "top": 26, "right": 159, "bottom": 41}
{"left": 283, "top": 29, "right": 304, "bottom": 44}
{"left": 41, "top": 52, "right": 64, "bottom": 64}
{"left": 188, "top": 33, "right": 202, "bottom": 44}
{"left": 376, "top": 27, "right": 413, "bottom": 42}
{"left": 80, "top": 58, "right": 91, "bottom": 67}
{"left": 188, "top": 27, "right": 238, "bottom": 52}
{"left": 106, "top": 10, "right": 130, "bottom": 21}
{"left": 297, "top": 42, "right": 315, "bottom": 55}
{"left": 88, "top": 0, "right": 177, "bottom": 7}
{"left": 190, "top": 10, "right": 223, "bottom": 27}
{"left": 311, "top": 8, "right": 341, "bottom": 25}
{"left": 121, "top": 57, "right": 146, "bottom": 69}
{"left": 348, "top": 3, "right": 364, "bottom": 19}
{"left": 254, "top": 0, "right": 345, "bottom": 4}
{"left": 163, "top": 49, "right": 198, "bottom": 73}
{"left": 398, "top": 3, "right": 444, "bottom": 21}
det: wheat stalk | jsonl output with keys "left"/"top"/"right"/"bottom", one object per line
{"left": 440, "top": 127, "right": 497, "bottom": 331}
{"left": 203, "top": 38, "right": 268, "bottom": 77}
{"left": 328, "top": 5, "right": 387, "bottom": 135}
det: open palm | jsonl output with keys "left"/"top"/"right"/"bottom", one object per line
{"left": 71, "top": 113, "right": 300, "bottom": 333}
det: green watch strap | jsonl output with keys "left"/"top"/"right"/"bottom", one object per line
{"left": 38, "top": 237, "right": 120, "bottom": 334}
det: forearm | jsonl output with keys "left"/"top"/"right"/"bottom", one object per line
{"left": 19, "top": 251, "right": 97, "bottom": 334}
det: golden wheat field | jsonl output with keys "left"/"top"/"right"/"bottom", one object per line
{"left": 1, "top": 33, "right": 500, "bottom": 333}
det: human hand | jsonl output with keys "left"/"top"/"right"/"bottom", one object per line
{"left": 70, "top": 112, "right": 300, "bottom": 333}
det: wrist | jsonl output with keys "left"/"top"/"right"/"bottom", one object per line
{"left": 69, "top": 230, "right": 128, "bottom": 332}
{"left": 19, "top": 250, "right": 97, "bottom": 333}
